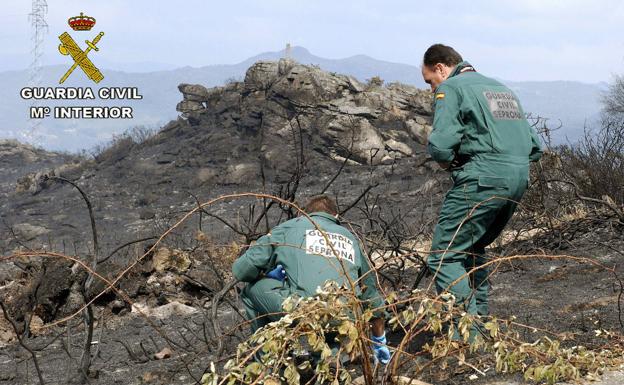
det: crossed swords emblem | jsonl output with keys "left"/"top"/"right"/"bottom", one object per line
{"left": 58, "top": 31, "right": 104, "bottom": 84}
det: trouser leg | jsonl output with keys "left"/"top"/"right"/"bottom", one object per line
{"left": 240, "top": 278, "right": 288, "bottom": 332}
{"left": 469, "top": 198, "right": 518, "bottom": 316}
{"left": 428, "top": 180, "right": 511, "bottom": 316}
{"left": 465, "top": 248, "right": 489, "bottom": 317}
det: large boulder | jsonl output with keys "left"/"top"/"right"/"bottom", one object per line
{"left": 176, "top": 60, "right": 434, "bottom": 166}
{"left": 244, "top": 61, "right": 279, "bottom": 91}
{"left": 178, "top": 83, "right": 210, "bottom": 102}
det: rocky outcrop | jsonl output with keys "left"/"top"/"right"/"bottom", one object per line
{"left": 177, "top": 59, "right": 433, "bottom": 165}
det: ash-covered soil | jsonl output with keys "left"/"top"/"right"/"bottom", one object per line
{"left": 1, "top": 219, "right": 621, "bottom": 385}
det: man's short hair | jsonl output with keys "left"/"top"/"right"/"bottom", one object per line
{"left": 304, "top": 195, "right": 338, "bottom": 216}
{"left": 423, "top": 44, "right": 463, "bottom": 68}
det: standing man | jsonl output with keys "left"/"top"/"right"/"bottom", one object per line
{"left": 232, "top": 195, "right": 390, "bottom": 364}
{"left": 421, "top": 44, "right": 542, "bottom": 321}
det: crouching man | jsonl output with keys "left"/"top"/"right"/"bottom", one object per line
{"left": 232, "top": 195, "right": 390, "bottom": 364}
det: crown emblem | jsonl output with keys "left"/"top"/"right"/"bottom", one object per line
{"left": 68, "top": 12, "right": 96, "bottom": 31}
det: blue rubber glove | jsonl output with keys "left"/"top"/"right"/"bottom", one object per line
{"left": 265, "top": 264, "right": 286, "bottom": 282}
{"left": 371, "top": 333, "right": 391, "bottom": 364}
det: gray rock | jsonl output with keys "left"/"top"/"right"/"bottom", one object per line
{"left": 176, "top": 100, "right": 204, "bottom": 117}
{"left": 12, "top": 223, "right": 49, "bottom": 241}
{"left": 131, "top": 301, "right": 197, "bottom": 319}
{"left": 178, "top": 83, "right": 210, "bottom": 102}
{"left": 196, "top": 168, "right": 218, "bottom": 183}
{"left": 244, "top": 61, "right": 279, "bottom": 91}
{"left": 110, "top": 300, "right": 126, "bottom": 314}
{"left": 406, "top": 119, "right": 432, "bottom": 145}
{"left": 385, "top": 139, "right": 414, "bottom": 156}
{"left": 223, "top": 163, "right": 260, "bottom": 185}
{"left": 337, "top": 105, "right": 380, "bottom": 119}
{"left": 346, "top": 76, "right": 365, "bottom": 93}
{"left": 278, "top": 58, "right": 296, "bottom": 76}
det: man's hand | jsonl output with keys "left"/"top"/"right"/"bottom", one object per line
{"left": 371, "top": 333, "right": 391, "bottom": 364}
{"left": 439, "top": 156, "right": 464, "bottom": 171}
{"left": 265, "top": 264, "right": 286, "bottom": 282}
{"left": 437, "top": 161, "right": 451, "bottom": 170}
{"left": 371, "top": 318, "right": 390, "bottom": 364}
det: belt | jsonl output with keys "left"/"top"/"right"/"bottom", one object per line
{"left": 457, "top": 153, "right": 530, "bottom": 166}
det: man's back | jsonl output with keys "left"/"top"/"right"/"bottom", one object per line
{"left": 428, "top": 62, "right": 542, "bottom": 165}
{"left": 233, "top": 212, "right": 380, "bottom": 304}
{"left": 272, "top": 212, "right": 364, "bottom": 297}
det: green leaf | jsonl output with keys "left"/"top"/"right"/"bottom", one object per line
{"left": 200, "top": 373, "right": 218, "bottom": 385}
{"left": 243, "top": 362, "right": 263, "bottom": 380}
{"left": 284, "top": 364, "right": 300, "bottom": 385}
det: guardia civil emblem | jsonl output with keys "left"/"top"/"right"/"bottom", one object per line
{"left": 57, "top": 12, "right": 104, "bottom": 84}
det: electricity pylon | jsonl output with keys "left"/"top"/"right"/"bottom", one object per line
{"left": 27, "top": 0, "right": 48, "bottom": 139}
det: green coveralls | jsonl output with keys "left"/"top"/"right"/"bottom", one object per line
{"left": 232, "top": 212, "right": 384, "bottom": 331}
{"left": 427, "top": 62, "right": 542, "bottom": 318}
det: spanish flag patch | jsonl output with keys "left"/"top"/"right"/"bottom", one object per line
{"left": 435, "top": 93, "right": 445, "bottom": 100}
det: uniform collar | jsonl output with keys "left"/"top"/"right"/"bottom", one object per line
{"left": 449, "top": 61, "right": 476, "bottom": 78}
{"left": 309, "top": 212, "right": 340, "bottom": 224}
{"left": 433, "top": 61, "right": 476, "bottom": 93}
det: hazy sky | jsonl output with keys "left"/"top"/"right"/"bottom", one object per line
{"left": 1, "top": 0, "right": 623, "bottom": 82}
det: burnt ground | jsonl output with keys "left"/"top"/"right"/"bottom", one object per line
{"left": 0, "top": 118, "right": 623, "bottom": 384}
{"left": 378, "top": 214, "right": 624, "bottom": 385}
{"left": 0, "top": 214, "right": 622, "bottom": 385}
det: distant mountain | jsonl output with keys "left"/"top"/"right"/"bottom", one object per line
{"left": 0, "top": 52, "right": 180, "bottom": 73}
{"left": 241, "top": 46, "right": 429, "bottom": 88}
{"left": 0, "top": 46, "right": 605, "bottom": 151}
{"left": 504, "top": 80, "right": 606, "bottom": 143}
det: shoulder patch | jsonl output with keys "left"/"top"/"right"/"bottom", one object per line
{"left": 435, "top": 92, "right": 445, "bottom": 100}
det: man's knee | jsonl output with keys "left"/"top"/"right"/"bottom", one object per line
{"left": 242, "top": 279, "right": 287, "bottom": 318}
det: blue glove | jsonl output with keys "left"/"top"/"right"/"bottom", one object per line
{"left": 371, "top": 333, "right": 391, "bottom": 364}
{"left": 265, "top": 264, "right": 286, "bottom": 282}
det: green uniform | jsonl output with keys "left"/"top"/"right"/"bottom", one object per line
{"left": 233, "top": 212, "right": 384, "bottom": 331}
{"left": 427, "top": 62, "right": 542, "bottom": 317}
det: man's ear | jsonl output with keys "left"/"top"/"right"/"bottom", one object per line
{"left": 435, "top": 63, "right": 448, "bottom": 76}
